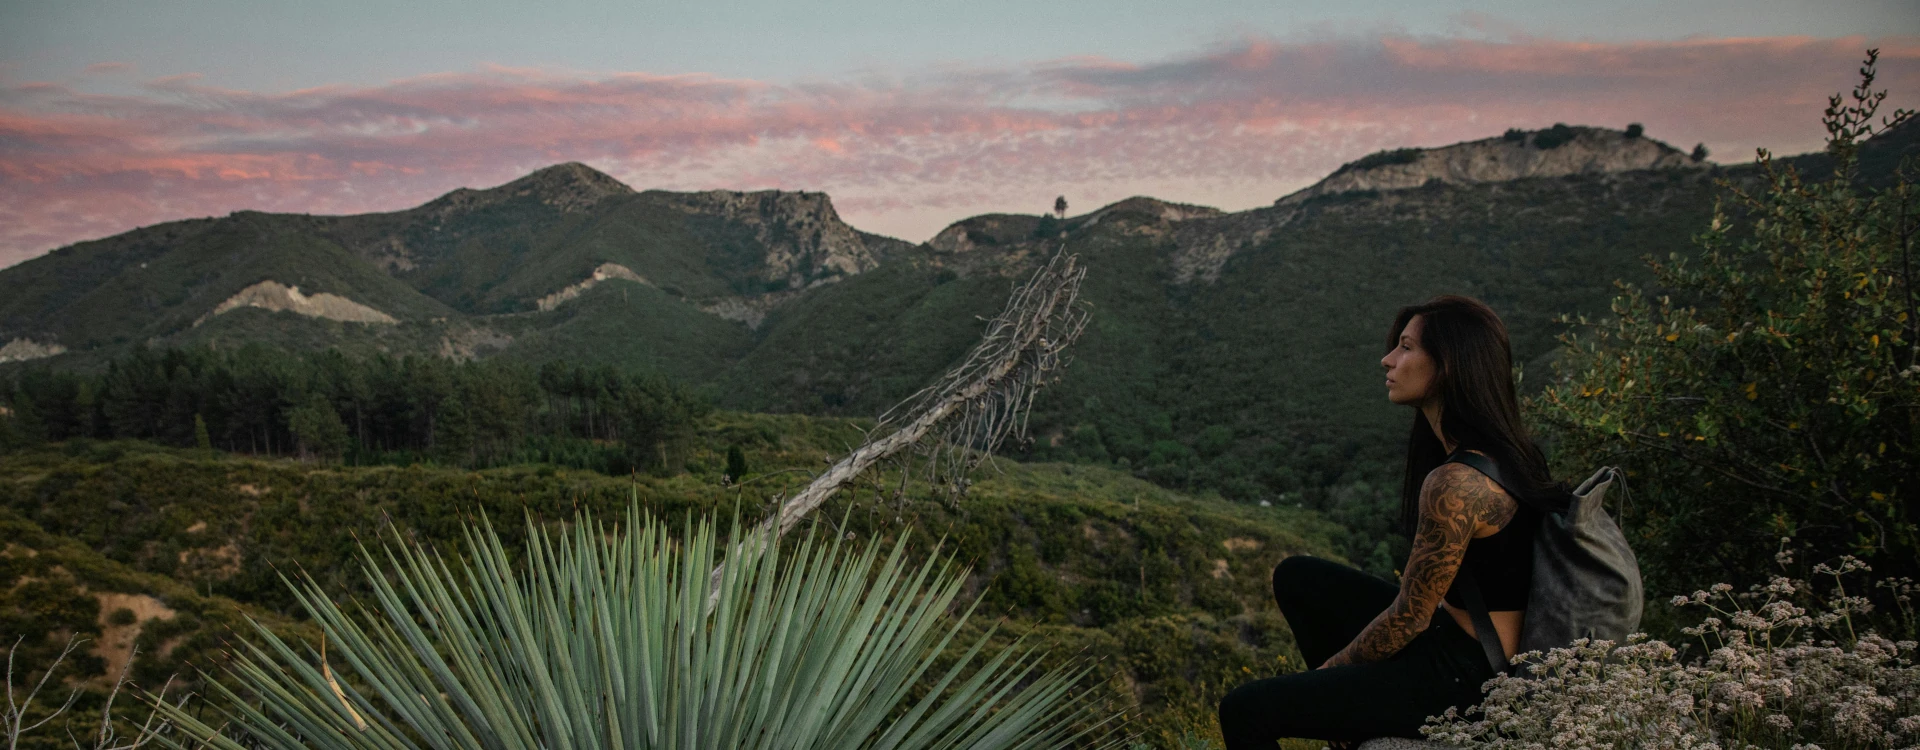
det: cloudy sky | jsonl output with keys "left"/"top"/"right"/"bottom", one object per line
{"left": 2, "top": 1, "right": 1917, "bottom": 268}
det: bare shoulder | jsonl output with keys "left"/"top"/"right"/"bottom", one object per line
{"left": 1419, "top": 461, "right": 1517, "bottom": 530}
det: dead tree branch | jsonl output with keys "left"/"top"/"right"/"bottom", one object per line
{"left": 709, "top": 249, "right": 1090, "bottom": 607}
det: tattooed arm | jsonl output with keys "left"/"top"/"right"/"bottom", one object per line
{"left": 1321, "top": 462, "right": 1515, "bottom": 668}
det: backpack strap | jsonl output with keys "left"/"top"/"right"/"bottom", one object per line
{"left": 1449, "top": 558, "right": 1513, "bottom": 676}
{"left": 1445, "top": 449, "right": 1517, "bottom": 676}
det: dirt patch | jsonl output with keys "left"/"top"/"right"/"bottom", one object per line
{"left": 184, "top": 521, "right": 207, "bottom": 534}
{"left": 234, "top": 484, "right": 266, "bottom": 496}
{"left": 1211, "top": 559, "right": 1231, "bottom": 579}
{"left": 0, "top": 337, "right": 67, "bottom": 364}
{"left": 197, "top": 281, "right": 398, "bottom": 326}
{"left": 91, "top": 593, "right": 177, "bottom": 681}
{"left": 537, "top": 263, "right": 649, "bottom": 311}
{"left": 178, "top": 543, "right": 242, "bottom": 580}
{"left": 1222, "top": 537, "right": 1263, "bottom": 553}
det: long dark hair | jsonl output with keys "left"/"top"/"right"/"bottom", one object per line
{"left": 1387, "top": 295, "right": 1570, "bottom": 535}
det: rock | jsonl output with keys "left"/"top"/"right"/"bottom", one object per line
{"left": 1166, "top": 205, "right": 1295, "bottom": 284}
{"left": 196, "top": 281, "right": 398, "bottom": 326}
{"left": 1082, "top": 196, "right": 1224, "bottom": 224}
{"left": 1277, "top": 125, "right": 1703, "bottom": 206}
{"left": 658, "top": 189, "right": 878, "bottom": 289}
{"left": 536, "top": 263, "right": 649, "bottom": 312}
{"left": 928, "top": 214, "right": 1040, "bottom": 255}
{"left": 699, "top": 291, "right": 800, "bottom": 330}
{"left": 0, "top": 337, "right": 66, "bottom": 363}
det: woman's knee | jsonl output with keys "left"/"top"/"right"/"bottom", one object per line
{"left": 1271, "top": 554, "right": 1329, "bottom": 606}
{"left": 1216, "top": 680, "right": 1268, "bottom": 743}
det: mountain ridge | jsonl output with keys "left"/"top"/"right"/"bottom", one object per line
{"left": 1276, "top": 124, "right": 1704, "bottom": 206}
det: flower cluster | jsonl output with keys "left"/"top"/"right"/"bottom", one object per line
{"left": 1422, "top": 557, "right": 1918, "bottom": 749}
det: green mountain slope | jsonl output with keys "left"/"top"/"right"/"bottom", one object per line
{"left": 8, "top": 122, "right": 1914, "bottom": 502}
{"left": 0, "top": 212, "right": 456, "bottom": 353}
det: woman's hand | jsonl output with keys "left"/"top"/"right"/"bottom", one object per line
{"left": 1322, "top": 463, "right": 1513, "bottom": 666}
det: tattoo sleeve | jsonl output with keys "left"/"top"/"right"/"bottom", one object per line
{"left": 1323, "top": 461, "right": 1516, "bottom": 667}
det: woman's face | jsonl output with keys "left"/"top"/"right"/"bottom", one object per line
{"left": 1381, "top": 314, "right": 1439, "bottom": 406}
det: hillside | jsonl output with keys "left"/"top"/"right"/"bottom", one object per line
{"left": 0, "top": 163, "right": 903, "bottom": 376}
{"left": 0, "top": 414, "right": 1347, "bottom": 742}
{"left": 4, "top": 120, "right": 1915, "bottom": 525}
{"left": 0, "top": 502, "right": 310, "bottom": 750}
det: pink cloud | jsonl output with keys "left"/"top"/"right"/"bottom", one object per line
{"left": 2, "top": 32, "right": 1916, "bottom": 268}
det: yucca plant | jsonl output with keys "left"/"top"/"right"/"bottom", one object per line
{"left": 154, "top": 507, "right": 1114, "bottom": 749}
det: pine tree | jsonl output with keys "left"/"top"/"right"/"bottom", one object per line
{"left": 193, "top": 412, "right": 212, "bottom": 451}
{"left": 725, "top": 444, "right": 749, "bottom": 483}
{"left": 287, "top": 394, "right": 349, "bottom": 462}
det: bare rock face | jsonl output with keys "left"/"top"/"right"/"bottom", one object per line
{"left": 197, "top": 281, "right": 398, "bottom": 326}
{"left": 661, "top": 190, "right": 879, "bottom": 289}
{"left": 928, "top": 214, "right": 1041, "bottom": 255}
{"left": 1278, "top": 126, "right": 1704, "bottom": 206}
{"left": 0, "top": 337, "right": 66, "bottom": 363}
{"left": 700, "top": 291, "right": 801, "bottom": 330}
{"left": 1169, "top": 207, "right": 1297, "bottom": 284}
{"left": 1082, "top": 197, "right": 1225, "bottom": 225}
{"left": 536, "top": 263, "right": 649, "bottom": 312}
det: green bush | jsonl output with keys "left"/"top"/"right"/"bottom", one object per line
{"left": 158, "top": 508, "right": 1112, "bottom": 749}
{"left": 1337, "top": 147, "right": 1425, "bottom": 174}
{"left": 1530, "top": 53, "right": 1917, "bottom": 598}
{"left": 1532, "top": 123, "right": 1577, "bottom": 149}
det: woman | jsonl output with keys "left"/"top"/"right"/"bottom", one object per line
{"left": 1216, "top": 295, "right": 1573, "bottom": 747}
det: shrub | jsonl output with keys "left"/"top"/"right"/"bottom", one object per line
{"left": 1529, "top": 51, "right": 1918, "bottom": 596}
{"left": 1503, "top": 128, "right": 1529, "bottom": 143}
{"left": 1424, "top": 553, "right": 1919, "bottom": 749}
{"left": 1532, "top": 123, "right": 1578, "bottom": 149}
{"left": 157, "top": 508, "right": 1113, "bottom": 749}
{"left": 1337, "top": 147, "right": 1425, "bottom": 174}
{"left": 1626, "top": 123, "right": 1645, "bottom": 139}
{"left": 723, "top": 443, "right": 748, "bottom": 481}
{"left": 1693, "top": 142, "right": 1711, "bottom": 161}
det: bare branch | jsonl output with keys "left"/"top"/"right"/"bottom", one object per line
{"left": 709, "top": 249, "right": 1090, "bottom": 607}
{"left": 6, "top": 635, "right": 86, "bottom": 750}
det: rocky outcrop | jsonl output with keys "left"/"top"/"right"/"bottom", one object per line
{"left": 932, "top": 199, "right": 1223, "bottom": 257}
{"left": 1168, "top": 206, "right": 1300, "bottom": 284}
{"left": 197, "top": 281, "right": 398, "bottom": 325}
{"left": 536, "top": 263, "right": 650, "bottom": 312}
{"left": 1278, "top": 126, "right": 1704, "bottom": 206}
{"left": 928, "top": 214, "right": 1044, "bottom": 255}
{"left": 700, "top": 291, "right": 801, "bottom": 330}
{"left": 659, "top": 190, "right": 878, "bottom": 289}
{"left": 1083, "top": 197, "right": 1224, "bottom": 225}
{"left": 0, "top": 337, "right": 66, "bottom": 363}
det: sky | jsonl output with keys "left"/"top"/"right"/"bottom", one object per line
{"left": 2, "top": 1, "right": 1918, "bottom": 268}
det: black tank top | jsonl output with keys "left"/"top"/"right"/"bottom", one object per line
{"left": 1441, "top": 452, "right": 1537, "bottom": 612}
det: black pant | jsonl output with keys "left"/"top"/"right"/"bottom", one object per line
{"left": 1217, "top": 556, "right": 1495, "bottom": 747}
